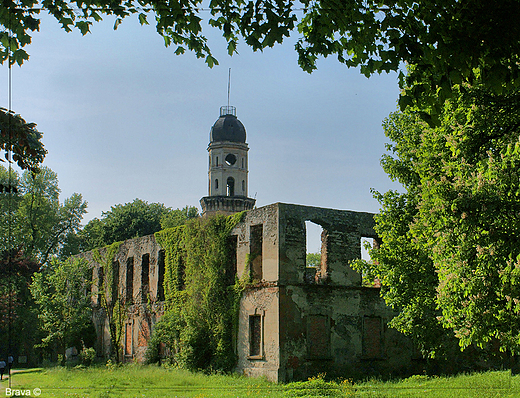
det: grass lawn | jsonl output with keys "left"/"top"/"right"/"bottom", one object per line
{"left": 1, "top": 365, "right": 519, "bottom": 398}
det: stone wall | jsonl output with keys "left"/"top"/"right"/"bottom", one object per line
{"left": 78, "top": 202, "right": 412, "bottom": 381}
{"left": 232, "top": 203, "right": 412, "bottom": 381}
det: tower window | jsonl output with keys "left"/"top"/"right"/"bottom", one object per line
{"left": 215, "top": 179, "right": 219, "bottom": 190}
{"left": 227, "top": 177, "right": 235, "bottom": 196}
{"left": 242, "top": 180, "right": 245, "bottom": 192}
{"left": 242, "top": 158, "right": 244, "bottom": 168}
{"left": 216, "top": 156, "right": 219, "bottom": 166}
{"left": 225, "top": 153, "right": 237, "bottom": 166}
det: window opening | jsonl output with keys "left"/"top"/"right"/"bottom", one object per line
{"left": 250, "top": 224, "right": 263, "bottom": 280}
{"left": 216, "top": 156, "right": 219, "bottom": 165}
{"left": 158, "top": 250, "right": 165, "bottom": 301}
{"left": 242, "top": 180, "right": 245, "bottom": 193}
{"left": 249, "top": 314, "right": 262, "bottom": 357}
{"left": 126, "top": 257, "right": 134, "bottom": 304}
{"left": 215, "top": 179, "right": 219, "bottom": 190}
{"left": 177, "top": 256, "right": 186, "bottom": 290}
{"left": 112, "top": 260, "right": 120, "bottom": 299}
{"left": 227, "top": 235, "right": 238, "bottom": 285}
{"left": 307, "top": 315, "right": 330, "bottom": 359}
{"left": 225, "top": 153, "right": 237, "bottom": 166}
{"left": 141, "top": 254, "right": 150, "bottom": 302}
{"left": 97, "top": 266, "right": 104, "bottom": 305}
{"left": 363, "top": 316, "right": 382, "bottom": 358}
{"left": 227, "top": 177, "right": 235, "bottom": 196}
{"left": 125, "top": 323, "right": 133, "bottom": 356}
{"left": 305, "top": 221, "right": 326, "bottom": 283}
{"left": 242, "top": 158, "right": 244, "bottom": 168}
{"left": 361, "top": 237, "right": 373, "bottom": 262}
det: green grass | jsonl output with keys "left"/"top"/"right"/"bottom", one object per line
{"left": 1, "top": 365, "right": 519, "bottom": 398}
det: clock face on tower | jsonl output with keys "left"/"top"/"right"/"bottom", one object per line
{"left": 225, "top": 153, "right": 237, "bottom": 166}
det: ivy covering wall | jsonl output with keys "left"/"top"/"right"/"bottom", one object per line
{"left": 148, "top": 212, "right": 246, "bottom": 371}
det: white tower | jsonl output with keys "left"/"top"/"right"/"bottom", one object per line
{"left": 200, "top": 106, "right": 256, "bottom": 216}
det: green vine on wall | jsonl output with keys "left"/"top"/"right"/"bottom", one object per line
{"left": 93, "top": 241, "right": 125, "bottom": 362}
{"left": 149, "top": 212, "right": 245, "bottom": 371}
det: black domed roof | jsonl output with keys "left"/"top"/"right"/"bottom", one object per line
{"left": 210, "top": 107, "right": 246, "bottom": 143}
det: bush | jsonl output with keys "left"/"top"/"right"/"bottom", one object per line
{"left": 79, "top": 347, "right": 96, "bottom": 366}
{"left": 283, "top": 374, "right": 354, "bottom": 398}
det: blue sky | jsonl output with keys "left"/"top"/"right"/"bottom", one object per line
{"left": 1, "top": 13, "right": 402, "bottom": 251}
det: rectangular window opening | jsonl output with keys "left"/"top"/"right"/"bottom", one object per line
{"left": 307, "top": 315, "right": 330, "bottom": 359}
{"left": 126, "top": 257, "right": 134, "bottom": 304}
{"left": 305, "top": 221, "right": 328, "bottom": 283}
{"left": 158, "top": 250, "right": 165, "bottom": 301}
{"left": 97, "top": 266, "right": 104, "bottom": 305}
{"left": 363, "top": 316, "right": 383, "bottom": 358}
{"left": 250, "top": 224, "right": 263, "bottom": 280}
{"left": 141, "top": 253, "right": 150, "bottom": 303}
{"left": 227, "top": 235, "right": 238, "bottom": 285}
{"left": 177, "top": 256, "right": 186, "bottom": 290}
{"left": 249, "top": 314, "right": 262, "bottom": 358}
{"left": 125, "top": 323, "right": 133, "bottom": 357}
{"left": 112, "top": 260, "right": 119, "bottom": 299}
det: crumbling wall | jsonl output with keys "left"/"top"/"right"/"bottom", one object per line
{"left": 78, "top": 202, "right": 412, "bottom": 381}
{"left": 78, "top": 235, "right": 165, "bottom": 363}
{"left": 232, "top": 203, "right": 412, "bottom": 382}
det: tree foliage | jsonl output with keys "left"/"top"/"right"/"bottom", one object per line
{"left": 0, "top": 165, "right": 87, "bottom": 266}
{"left": 77, "top": 200, "right": 198, "bottom": 252}
{"left": 160, "top": 205, "right": 199, "bottom": 230}
{"left": 306, "top": 252, "right": 320, "bottom": 268}
{"left": 354, "top": 85, "right": 520, "bottom": 356}
{"left": 30, "top": 257, "right": 94, "bottom": 365}
{"left": 0, "top": 108, "right": 46, "bottom": 172}
{"left": 0, "top": 249, "right": 40, "bottom": 361}
{"left": 2, "top": 1, "right": 519, "bottom": 167}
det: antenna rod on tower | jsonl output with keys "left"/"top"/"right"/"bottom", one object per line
{"left": 227, "top": 68, "right": 231, "bottom": 108}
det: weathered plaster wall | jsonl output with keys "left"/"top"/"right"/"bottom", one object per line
{"left": 233, "top": 203, "right": 412, "bottom": 382}
{"left": 78, "top": 235, "right": 165, "bottom": 363}
{"left": 78, "top": 202, "right": 412, "bottom": 382}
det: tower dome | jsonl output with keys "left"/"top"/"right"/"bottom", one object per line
{"left": 200, "top": 105, "right": 256, "bottom": 217}
{"left": 210, "top": 106, "right": 246, "bottom": 143}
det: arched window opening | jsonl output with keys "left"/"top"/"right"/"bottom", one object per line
{"left": 227, "top": 177, "right": 235, "bottom": 196}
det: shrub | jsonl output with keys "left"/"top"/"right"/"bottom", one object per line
{"left": 283, "top": 374, "right": 355, "bottom": 398}
{"left": 79, "top": 347, "right": 96, "bottom": 366}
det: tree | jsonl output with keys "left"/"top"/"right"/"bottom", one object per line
{"left": 0, "top": 165, "right": 87, "bottom": 265}
{"left": 306, "top": 252, "right": 320, "bottom": 268}
{"left": 0, "top": 249, "right": 40, "bottom": 363}
{"left": 77, "top": 201, "right": 199, "bottom": 252}
{"left": 160, "top": 205, "right": 199, "bottom": 229}
{"left": 3, "top": 1, "right": 520, "bottom": 167}
{"left": 354, "top": 85, "right": 520, "bottom": 356}
{"left": 30, "top": 257, "right": 94, "bottom": 365}
{"left": 0, "top": 108, "right": 46, "bottom": 172}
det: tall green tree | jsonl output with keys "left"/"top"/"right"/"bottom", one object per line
{"left": 77, "top": 201, "right": 199, "bottom": 252}
{"left": 0, "top": 249, "right": 40, "bottom": 363}
{"left": 160, "top": 205, "right": 199, "bottom": 230}
{"left": 31, "top": 257, "right": 94, "bottom": 365}
{"left": 354, "top": 86, "right": 520, "bottom": 356}
{"left": 0, "top": 165, "right": 87, "bottom": 265}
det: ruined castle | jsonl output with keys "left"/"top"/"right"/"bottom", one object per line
{"left": 80, "top": 106, "right": 414, "bottom": 381}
